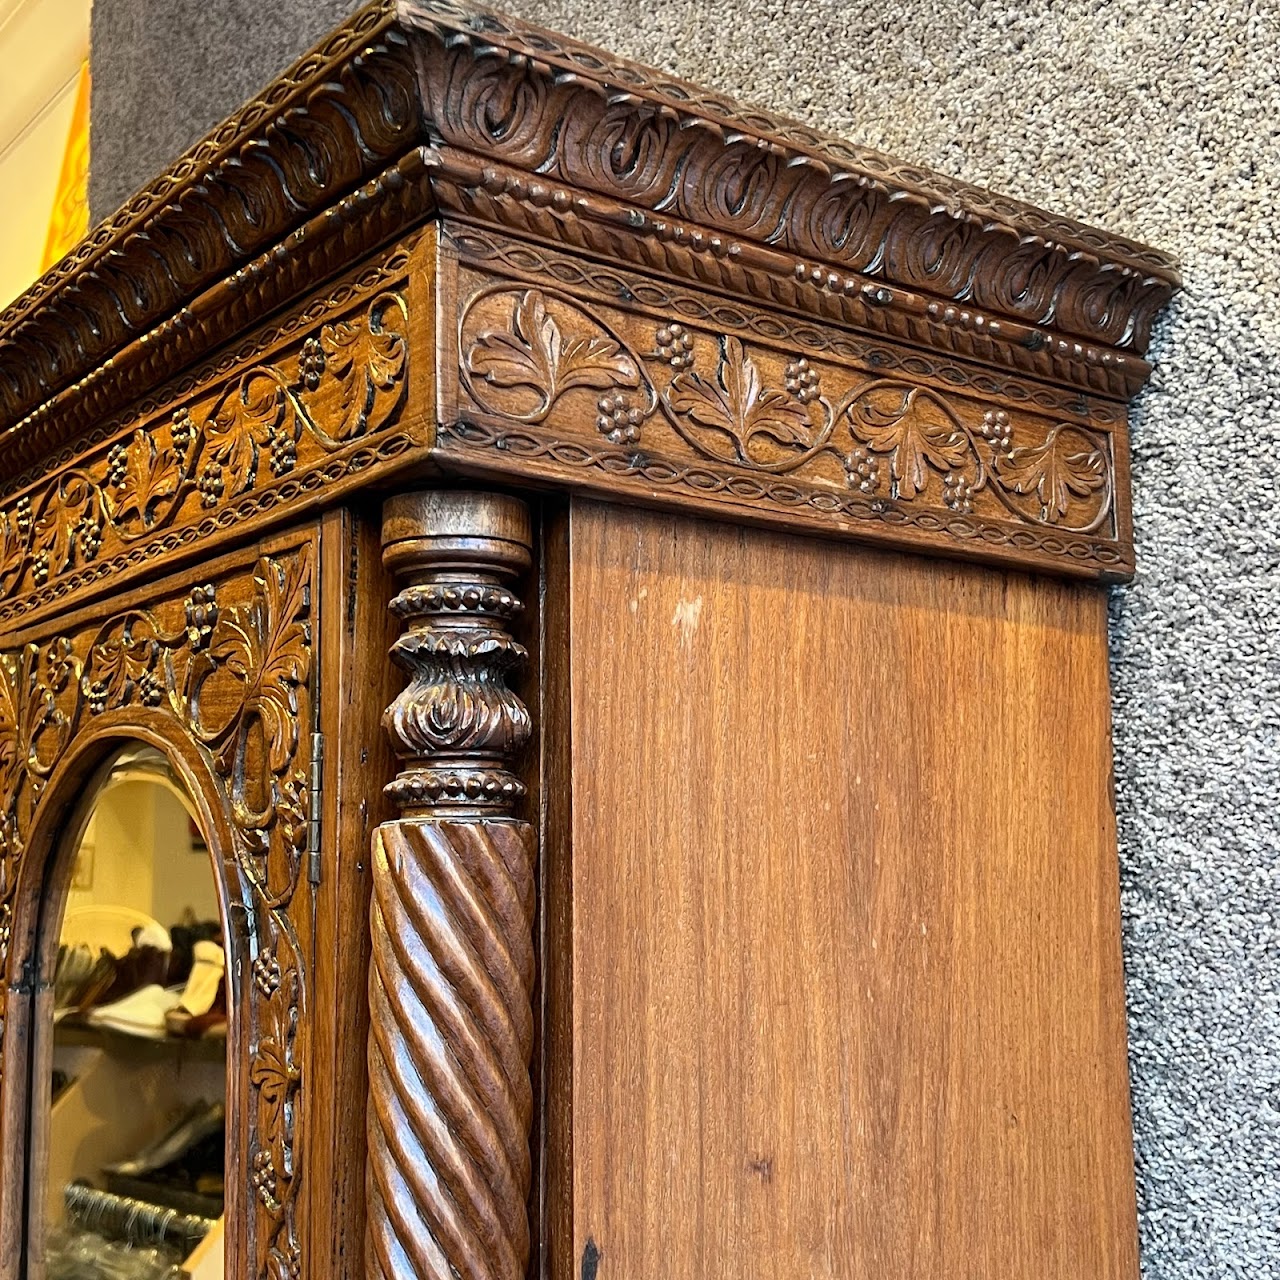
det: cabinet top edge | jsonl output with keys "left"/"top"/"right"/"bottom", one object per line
{"left": 0, "top": 0, "right": 1179, "bottom": 462}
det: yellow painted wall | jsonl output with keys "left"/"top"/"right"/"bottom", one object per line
{"left": 67, "top": 780, "right": 221, "bottom": 930}
{"left": 0, "top": 0, "right": 91, "bottom": 308}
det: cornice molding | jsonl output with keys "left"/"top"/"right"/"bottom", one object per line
{"left": 0, "top": 0, "right": 1177, "bottom": 584}
{"left": 403, "top": 0, "right": 1178, "bottom": 334}
{"left": 0, "top": 1, "right": 1177, "bottom": 452}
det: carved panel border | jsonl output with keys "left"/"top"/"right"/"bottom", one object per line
{"left": 0, "top": 233, "right": 428, "bottom": 629}
{"left": 440, "top": 237, "right": 1133, "bottom": 579}
{"left": 0, "top": 531, "right": 317, "bottom": 1280}
{"left": 427, "top": 159, "right": 1154, "bottom": 404}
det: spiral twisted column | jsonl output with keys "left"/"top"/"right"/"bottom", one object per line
{"left": 368, "top": 491, "right": 536, "bottom": 1280}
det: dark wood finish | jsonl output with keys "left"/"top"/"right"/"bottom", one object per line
{"left": 0, "top": 3, "right": 1175, "bottom": 1278}
{"left": 551, "top": 498, "right": 1139, "bottom": 1280}
{"left": 368, "top": 491, "right": 537, "bottom": 1280}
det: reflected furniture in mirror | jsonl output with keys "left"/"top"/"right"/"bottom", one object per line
{"left": 0, "top": 3, "right": 1178, "bottom": 1279}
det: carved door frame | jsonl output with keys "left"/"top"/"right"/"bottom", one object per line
{"left": 0, "top": 525, "right": 319, "bottom": 1280}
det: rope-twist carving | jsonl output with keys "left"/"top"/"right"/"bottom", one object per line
{"left": 368, "top": 819, "right": 536, "bottom": 1280}
{"left": 369, "top": 491, "right": 535, "bottom": 1280}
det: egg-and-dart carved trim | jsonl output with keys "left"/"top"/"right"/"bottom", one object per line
{"left": 427, "top": 155, "right": 1153, "bottom": 405}
{"left": 401, "top": 2, "right": 1176, "bottom": 278}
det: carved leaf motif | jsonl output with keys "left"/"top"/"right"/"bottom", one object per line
{"left": 997, "top": 426, "right": 1107, "bottom": 521}
{"left": 111, "top": 431, "right": 181, "bottom": 529}
{"left": 306, "top": 301, "right": 408, "bottom": 441}
{"left": 206, "top": 378, "right": 284, "bottom": 498}
{"left": 850, "top": 386, "right": 972, "bottom": 500}
{"left": 469, "top": 290, "right": 639, "bottom": 407}
{"left": 0, "top": 657, "right": 18, "bottom": 803}
{"left": 33, "top": 477, "right": 94, "bottom": 571}
{"left": 251, "top": 1035, "right": 299, "bottom": 1176}
{"left": 667, "top": 337, "right": 813, "bottom": 462}
{"left": 208, "top": 556, "right": 311, "bottom": 775}
{"left": 85, "top": 625, "right": 161, "bottom": 713}
{"left": 0, "top": 514, "right": 24, "bottom": 592}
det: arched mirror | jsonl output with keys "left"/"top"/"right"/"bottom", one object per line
{"left": 28, "top": 745, "right": 227, "bottom": 1279}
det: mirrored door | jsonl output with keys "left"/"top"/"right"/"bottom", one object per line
{"left": 29, "top": 745, "right": 227, "bottom": 1279}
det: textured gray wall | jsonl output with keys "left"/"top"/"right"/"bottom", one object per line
{"left": 89, "top": 2, "right": 1280, "bottom": 1277}
{"left": 88, "top": 0, "right": 355, "bottom": 219}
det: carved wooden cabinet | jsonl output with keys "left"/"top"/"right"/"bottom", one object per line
{"left": 0, "top": 3, "right": 1178, "bottom": 1279}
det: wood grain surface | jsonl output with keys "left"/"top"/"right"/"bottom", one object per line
{"left": 553, "top": 499, "right": 1138, "bottom": 1280}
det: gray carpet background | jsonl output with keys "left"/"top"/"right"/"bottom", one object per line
{"left": 89, "top": 1, "right": 1280, "bottom": 1275}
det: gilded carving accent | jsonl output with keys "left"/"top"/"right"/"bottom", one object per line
{"left": 0, "top": 543, "right": 316, "bottom": 1280}
{"left": 458, "top": 286, "right": 1116, "bottom": 541}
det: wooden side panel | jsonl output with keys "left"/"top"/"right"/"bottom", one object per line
{"left": 560, "top": 500, "right": 1138, "bottom": 1280}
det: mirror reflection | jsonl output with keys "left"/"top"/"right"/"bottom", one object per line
{"left": 37, "top": 746, "right": 226, "bottom": 1279}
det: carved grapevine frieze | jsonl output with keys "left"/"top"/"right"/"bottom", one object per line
{"left": 459, "top": 287, "right": 1115, "bottom": 537}
{"left": 0, "top": 292, "right": 407, "bottom": 606}
{"left": 448, "top": 226, "right": 1126, "bottom": 425}
{"left": 0, "top": 545, "right": 315, "bottom": 1280}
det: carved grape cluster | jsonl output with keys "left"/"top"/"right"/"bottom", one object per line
{"left": 943, "top": 472, "right": 975, "bottom": 513}
{"left": 981, "top": 408, "right": 1013, "bottom": 453}
{"left": 655, "top": 323, "right": 694, "bottom": 369}
{"left": 298, "top": 337, "right": 327, "bottom": 390}
{"left": 137, "top": 670, "right": 165, "bottom": 707}
{"left": 185, "top": 585, "right": 218, "bottom": 650}
{"left": 252, "top": 1150, "right": 280, "bottom": 1212}
{"left": 171, "top": 407, "right": 197, "bottom": 455}
{"left": 269, "top": 426, "right": 298, "bottom": 477}
{"left": 843, "top": 447, "right": 880, "bottom": 494}
{"left": 76, "top": 516, "right": 103, "bottom": 561}
{"left": 784, "top": 358, "right": 820, "bottom": 404}
{"left": 197, "top": 463, "right": 225, "bottom": 507}
{"left": 85, "top": 679, "right": 110, "bottom": 716}
{"left": 596, "top": 392, "right": 643, "bottom": 445}
{"left": 254, "top": 953, "right": 282, "bottom": 997}
{"left": 15, "top": 496, "right": 32, "bottom": 539}
{"left": 105, "top": 441, "right": 130, "bottom": 489}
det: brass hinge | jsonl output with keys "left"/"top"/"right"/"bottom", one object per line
{"left": 307, "top": 730, "right": 325, "bottom": 885}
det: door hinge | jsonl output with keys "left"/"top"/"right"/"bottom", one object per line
{"left": 307, "top": 730, "right": 325, "bottom": 885}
